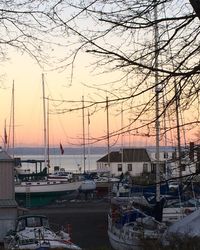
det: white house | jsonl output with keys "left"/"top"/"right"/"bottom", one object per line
{"left": 96, "top": 144, "right": 200, "bottom": 178}
{"left": 147, "top": 144, "right": 198, "bottom": 178}
{"left": 96, "top": 148, "right": 152, "bottom": 177}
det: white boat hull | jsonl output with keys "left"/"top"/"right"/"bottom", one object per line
{"left": 5, "top": 241, "right": 81, "bottom": 250}
{"left": 108, "top": 229, "right": 141, "bottom": 250}
{"left": 4, "top": 215, "right": 82, "bottom": 250}
{"left": 107, "top": 208, "right": 166, "bottom": 250}
{"left": 107, "top": 214, "right": 142, "bottom": 250}
{"left": 79, "top": 180, "right": 96, "bottom": 191}
{"left": 15, "top": 180, "right": 82, "bottom": 193}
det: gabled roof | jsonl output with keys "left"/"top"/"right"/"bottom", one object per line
{"left": 97, "top": 148, "right": 151, "bottom": 163}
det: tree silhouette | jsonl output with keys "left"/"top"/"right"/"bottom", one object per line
{"left": 1, "top": 1, "right": 200, "bottom": 146}
{"left": 46, "top": 0, "right": 200, "bottom": 147}
{"left": 0, "top": 1, "right": 78, "bottom": 67}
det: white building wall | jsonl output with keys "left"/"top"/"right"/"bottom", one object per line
{"left": 110, "top": 162, "right": 151, "bottom": 177}
{"left": 169, "top": 162, "right": 197, "bottom": 178}
{"left": 149, "top": 151, "right": 174, "bottom": 161}
{"left": 97, "top": 162, "right": 109, "bottom": 173}
{"left": 154, "top": 149, "right": 197, "bottom": 178}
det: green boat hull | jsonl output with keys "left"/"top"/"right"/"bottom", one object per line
{"left": 15, "top": 190, "right": 78, "bottom": 208}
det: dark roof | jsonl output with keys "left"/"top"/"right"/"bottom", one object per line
{"left": 97, "top": 148, "right": 151, "bottom": 163}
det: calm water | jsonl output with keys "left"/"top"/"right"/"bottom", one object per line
{"left": 16, "top": 154, "right": 102, "bottom": 173}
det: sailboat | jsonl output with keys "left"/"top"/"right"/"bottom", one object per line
{"left": 107, "top": 1, "right": 200, "bottom": 247}
{"left": 107, "top": 3, "right": 169, "bottom": 249}
{"left": 15, "top": 75, "right": 82, "bottom": 208}
{"left": 15, "top": 164, "right": 82, "bottom": 208}
{"left": 108, "top": 200, "right": 166, "bottom": 250}
{"left": 78, "top": 97, "right": 96, "bottom": 194}
{"left": 4, "top": 214, "right": 82, "bottom": 250}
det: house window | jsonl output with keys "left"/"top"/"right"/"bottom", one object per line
{"left": 196, "top": 162, "right": 200, "bottom": 173}
{"left": 151, "top": 163, "right": 156, "bottom": 173}
{"left": 127, "top": 164, "right": 132, "bottom": 172}
{"left": 118, "top": 164, "right": 122, "bottom": 172}
{"left": 172, "top": 152, "right": 176, "bottom": 160}
{"left": 164, "top": 152, "right": 168, "bottom": 159}
{"left": 181, "top": 164, "right": 186, "bottom": 171}
{"left": 143, "top": 163, "right": 148, "bottom": 173}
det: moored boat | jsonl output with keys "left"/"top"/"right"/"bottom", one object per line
{"left": 4, "top": 214, "right": 82, "bottom": 250}
{"left": 107, "top": 201, "right": 166, "bottom": 250}
{"left": 47, "top": 166, "right": 73, "bottom": 181}
{"left": 79, "top": 179, "right": 96, "bottom": 192}
{"left": 162, "top": 209, "right": 200, "bottom": 248}
{"left": 15, "top": 179, "right": 82, "bottom": 208}
{"left": 14, "top": 159, "right": 82, "bottom": 208}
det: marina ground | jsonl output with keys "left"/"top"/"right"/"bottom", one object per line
{"left": 27, "top": 199, "right": 113, "bottom": 250}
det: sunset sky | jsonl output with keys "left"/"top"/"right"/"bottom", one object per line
{"left": 0, "top": 1, "right": 198, "bottom": 149}
{"left": 0, "top": 51, "right": 149, "bottom": 148}
{"left": 0, "top": 49, "right": 197, "bottom": 149}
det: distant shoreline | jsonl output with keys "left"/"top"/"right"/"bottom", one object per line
{"left": 7, "top": 146, "right": 109, "bottom": 155}
{"left": 6, "top": 145, "right": 176, "bottom": 156}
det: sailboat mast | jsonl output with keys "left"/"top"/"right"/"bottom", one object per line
{"left": 47, "top": 97, "right": 50, "bottom": 168}
{"left": 12, "top": 81, "right": 15, "bottom": 157}
{"left": 121, "top": 104, "right": 124, "bottom": 166}
{"left": 4, "top": 119, "right": 7, "bottom": 151}
{"left": 106, "top": 97, "right": 110, "bottom": 170}
{"left": 154, "top": 1, "right": 160, "bottom": 203}
{"left": 42, "top": 74, "right": 48, "bottom": 170}
{"left": 175, "top": 88, "right": 182, "bottom": 180}
{"left": 106, "top": 96, "right": 112, "bottom": 199}
{"left": 82, "top": 96, "right": 86, "bottom": 173}
{"left": 87, "top": 109, "right": 91, "bottom": 172}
